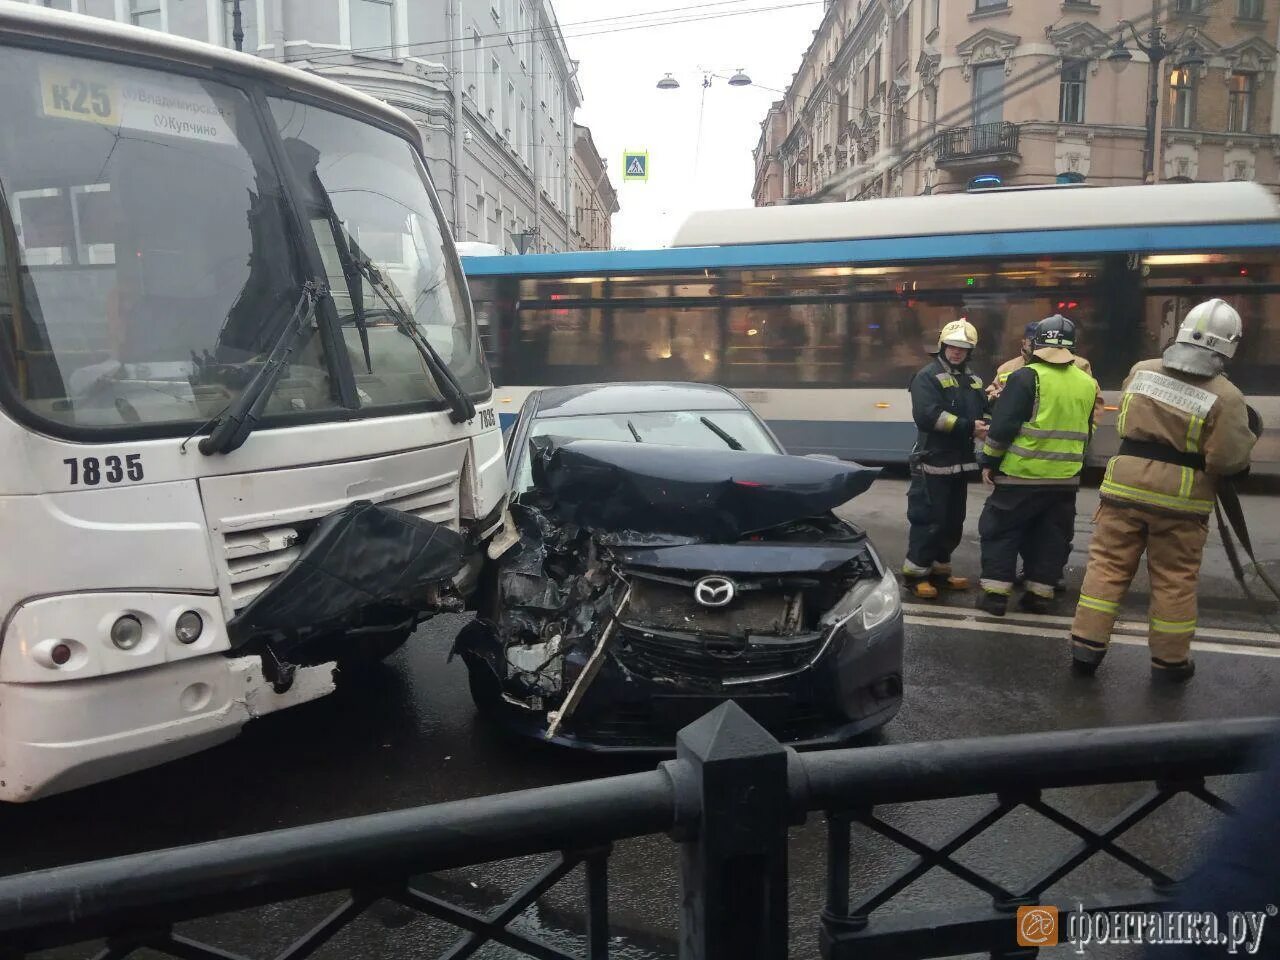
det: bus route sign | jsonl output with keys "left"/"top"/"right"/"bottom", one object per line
{"left": 623, "top": 151, "right": 649, "bottom": 182}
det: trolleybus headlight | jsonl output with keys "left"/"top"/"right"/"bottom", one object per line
{"left": 110, "top": 615, "right": 144, "bottom": 650}
{"left": 175, "top": 611, "right": 203, "bottom": 644}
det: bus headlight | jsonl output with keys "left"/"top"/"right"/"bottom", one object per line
{"left": 110, "top": 615, "right": 144, "bottom": 650}
{"left": 176, "top": 611, "right": 204, "bottom": 644}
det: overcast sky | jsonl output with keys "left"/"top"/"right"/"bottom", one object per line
{"left": 550, "top": 0, "right": 825, "bottom": 249}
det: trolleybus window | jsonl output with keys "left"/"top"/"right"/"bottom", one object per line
{"left": 0, "top": 48, "right": 335, "bottom": 430}
{"left": 269, "top": 99, "right": 488, "bottom": 405}
{"left": 481, "top": 257, "right": 1107, "bottom": 390}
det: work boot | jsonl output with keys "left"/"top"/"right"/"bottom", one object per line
{"left": 1151, "top": 657, "right": 1196, "bottom": 684}
{"left": 907, "top": 578, "right": 939, "bottom": 600}
{"left": 941, "top": 575, "right": 971, "bottom": 591}
{"left": 1018, "top": 591, "right": 1054, "bottom": 615}
{"left": 1070, "top": 635, "right": 1107, "bottom": 677}
{"left": 977, "top": 591, "right": 1008, "bottom": 617}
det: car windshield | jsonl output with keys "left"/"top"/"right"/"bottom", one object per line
{"left": 0, "top": 47, "right": 335, "bottom": 430}
{"left": 270, "top": 99, "right": 489, "bottom": 405}
{"left": 513, "top": 409, "right": 779, "bottom": 493}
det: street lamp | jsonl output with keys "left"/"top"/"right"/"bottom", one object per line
{"left": 655, "top": 69, "right": 753, "bottom": 181}
{"left": 1105, "top": 6, "right": 1207, "bottom": 182}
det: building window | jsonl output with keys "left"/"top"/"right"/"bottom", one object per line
{"left": 892, "top": 10, "right": 910, "bottom": 71}
{"left": 927, "top": 0, "right": 940, "bottom": 34}
{"left": 487, "top": 58, "right": 500, "bottom": 122}
{"left": 1059, "top": 60, "right": 1086, "bottom": 123}
{"left": 222, "top": 0, "right": 258, "bottom": 51}
{"left": 1228, "top": 72, "right": 1254, "bottom": 132}
{"left": 892, "top": 107, "right": 908, "bottom": 145}
{"left": 519, "top": 100, "right": 528, "bottom": 164}
{"left": 975, "top": 0, "right": 1007, "bottom": 9}
{"left": 1171, "top": 0, "right": 1205, "bottom": 12}
{"left": 1169, "top": 67, "right": 1196, "bottom": 128}
{"left": 973, "top": 63, "right": 1004, "bottom": 125}
{"left": 128, "top": 0, "right": 160, "bottom": 29}
{"left": 351, "top": 0, "right": 394, "bottom": 53}
{"left": 1238, "top": 0, "right": 1263, "bottom": 18}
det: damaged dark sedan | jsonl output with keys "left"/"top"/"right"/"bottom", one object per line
{"left": 454, "top": 383, "right": 904, "bottom": 750}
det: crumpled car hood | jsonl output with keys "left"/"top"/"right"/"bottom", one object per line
{"left": 529, "top": 437, "right": 879, "bottom": 541}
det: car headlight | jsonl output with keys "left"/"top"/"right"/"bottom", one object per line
{"left": 823, "top": 566, "right": 902, "bottom": 633}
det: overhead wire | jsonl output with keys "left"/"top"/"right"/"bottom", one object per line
{"left": 297, "top": 0, "right": 824, "bottom": 69}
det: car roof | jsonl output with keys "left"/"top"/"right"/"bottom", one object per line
{"left": 530, "top": 382, "right": 748, "bottom": 418}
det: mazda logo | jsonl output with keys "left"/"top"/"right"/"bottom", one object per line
{"left": 693, "top": 576, "right": 736, "bottom": 608}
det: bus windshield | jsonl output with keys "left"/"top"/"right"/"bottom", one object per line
{"left": 270, "top": 98, "right": 489, "bottom": 406}
{"left": 0, "top": 46, "right": 485, "bottom": 436}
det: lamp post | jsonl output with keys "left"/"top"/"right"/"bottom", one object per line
{"left": 1105, "top": 2, "right": 1205, "bottom": 183}
{"left": 230, "top": 0, "right": 244, "bottom": 51}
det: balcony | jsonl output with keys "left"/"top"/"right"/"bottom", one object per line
{"left": 933, "top": 121, "right": 1020, "bottom": 170}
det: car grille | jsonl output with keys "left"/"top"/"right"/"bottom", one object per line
{"left": 218, "top": 474, "right": 458, "bottom": 615}
{"left": 623, "top": 576, "right": 798, "bottom": 635}
{"left": 616, "top": 624, "right": 827, "bottom": 684}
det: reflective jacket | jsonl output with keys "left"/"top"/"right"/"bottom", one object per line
{"left": 980, "top": 360, "right": 1097, "bottom": 486}
{"left": 907, "top": 355, "right": 988, "bottom": 474}
{"left": 1099, "top": 358, "right": 1256, "bottom": 517}
{"left": 988, "top": 353, "right": 1105, "bottom": 420}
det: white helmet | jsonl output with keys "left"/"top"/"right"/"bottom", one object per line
{"left": 938, "top": 319, "right": 978, "bottom": 351}
{"left": 1163, "top": 299, "right": 1242, "bottom": 377}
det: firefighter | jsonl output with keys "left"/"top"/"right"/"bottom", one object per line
{"left": 1069, "top": 299, "right": 1256, "bottom": 683}
{"left": 988, "top": 320, "right": 1105, "bottom": 420}
{"left": 989, "top": 320, "right": 1105, "bottom": 591}
{"left": 977, "top": 315, "right": 1098, "bottom": 616}
{"left": 902, "top": 319, "right": 989, "bottom": 600}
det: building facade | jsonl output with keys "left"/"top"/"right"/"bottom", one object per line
{"left": 29, "top": 0, "right": 617, "bottom": 252}
{"left": 753, "top": 0, "right": 1280, "bottom": 204}
{"left": 570, "top": 124, "right": 619, "bottom": 250}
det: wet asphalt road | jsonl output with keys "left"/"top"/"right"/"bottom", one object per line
{"left": 11, "top": 475, "right": 1280, "bottom": 958}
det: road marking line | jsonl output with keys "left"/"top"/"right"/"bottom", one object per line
{"left": 901, "top": 602, "right": 1279, "bottom": 646}
{"left": 904, "top": 616, "right": 1280, "bottom": 659}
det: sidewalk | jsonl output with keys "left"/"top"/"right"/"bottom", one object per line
{"left": 836, "top": 472, "right": 1280, "bottom": 632}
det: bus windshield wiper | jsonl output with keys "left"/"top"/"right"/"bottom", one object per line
{"left": 700, "top": 416, "right": 744, "bottom": 451}
{"left": 350, "top": 249, "right": 476, "bottom": 424}
{"left": 198, "top": 281, "right": 324, "bottom": 456}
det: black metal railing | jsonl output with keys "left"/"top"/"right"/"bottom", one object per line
{"left": 933, "top": 121, "right": 1020, "bottom": 163}
{"left": 0, "top": 706, "right": 1274, "bottom": 960}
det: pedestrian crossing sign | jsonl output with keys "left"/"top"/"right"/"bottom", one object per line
{"left": 623, "top": 151, "right": 649, "bottom": 181}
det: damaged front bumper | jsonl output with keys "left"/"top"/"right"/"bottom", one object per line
{"left": 456, "top": 555, "right": 905, "bottom": 752}
{"left": 0, "top": 654, "right": 334, "bottom": 802}
{"left": 459, "top": 608, "right": 903, "bottom": 752}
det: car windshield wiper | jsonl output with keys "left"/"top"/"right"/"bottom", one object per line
{"left": 348, "top": 243, "right": 476, "bottom": 425}
{"left": 700, "top": 416, "right": 744, "bottom": 451}
{"left": 199, "top": 280, "right": 325, "bottom": 456}
{"left": 626, "top": 420, "right": 644, "bottom": 442}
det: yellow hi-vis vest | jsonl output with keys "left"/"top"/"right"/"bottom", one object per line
{"left": 996, "top": 363, "right": 1097, "bottom": 482}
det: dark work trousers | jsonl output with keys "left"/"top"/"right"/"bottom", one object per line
{"left": 905, "top": 472, "right": 969, "bottom": 574}
{"left": 978, "top": 485, "right": 1077, "bottom": 591}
